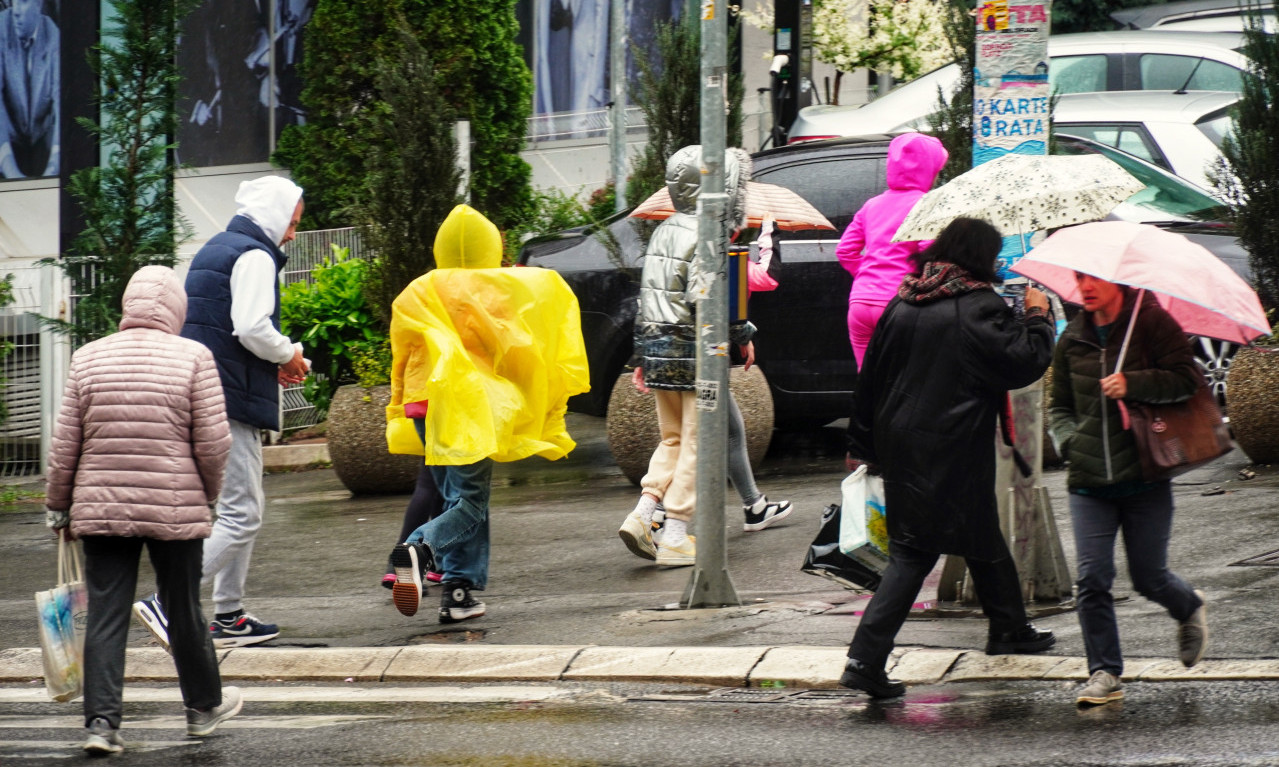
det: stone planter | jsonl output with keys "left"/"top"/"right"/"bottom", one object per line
{"left": 1226, "top": 346, "right": 1279, "bottom": 464}
{"left": 605, "top": 366, "right": 774, "bottom": 486}
{"left": 326, "top": 384, "right": 419, "bottom": 495}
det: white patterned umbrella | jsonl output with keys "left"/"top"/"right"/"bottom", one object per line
{"left": 891, "top": 153, "right": 1146, "bottom": 243}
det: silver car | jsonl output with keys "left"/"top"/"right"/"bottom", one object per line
{"left": 788, "top": 30, "right": 1248, "bottom": 142}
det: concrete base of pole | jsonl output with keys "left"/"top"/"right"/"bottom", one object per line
{"left": 682, "top": 567, "right": 743, "bottom": 608}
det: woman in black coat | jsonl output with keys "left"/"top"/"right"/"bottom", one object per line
{"left": 839, "top": 217, "right": 1058, "bottom": 699}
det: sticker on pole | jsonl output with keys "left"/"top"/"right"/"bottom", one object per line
{"left": 696, "top": 379, "right": 720, "bottom": 411}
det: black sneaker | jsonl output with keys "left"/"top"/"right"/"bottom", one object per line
{"left": 839, "top": 658, "right": 906, "bottom": 699}
{"left": 986, "top": 623, "right": 1056, "bottom": 655}
{"left": 439, "top": 582, "right": 486, "bottom": 624}
{"left": 391, "top": 542, "right": 434, "bottom": 617}
{"left": 743, "top": 496, "right": 793, "bottom": 531}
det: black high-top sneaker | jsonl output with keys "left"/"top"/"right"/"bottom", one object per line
{"left": 439, "top": 582, "right": 486, "bottom": 623}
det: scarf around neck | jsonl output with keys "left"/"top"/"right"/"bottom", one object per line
{"left": 899, "top": 261, "right": 990, "bottom": 305}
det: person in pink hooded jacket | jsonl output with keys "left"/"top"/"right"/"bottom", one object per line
{"left": 837, "top": 132, "right": 948, "bottom": 369}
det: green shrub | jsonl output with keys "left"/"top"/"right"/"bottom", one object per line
{"left": 351, "top": 337, "right": 393, "bottom": 388}
{"left": 280, "top": 245, "right": 383, "bottom": 415}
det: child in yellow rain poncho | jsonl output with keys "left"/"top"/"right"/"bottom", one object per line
{"left": 385, "top": 205, "right": 588, "bottom": 623}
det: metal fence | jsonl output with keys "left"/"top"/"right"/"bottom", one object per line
{"left": 278, "top": 227, "right": 365, "bottom": 435}
{"left": 0, "top": 263, "right": 52, "bottom": 478}
{"left": 0, "top": 227, "right": 365, "bottom": 477}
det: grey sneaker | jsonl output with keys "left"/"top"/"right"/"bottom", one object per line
{"left": 1179, "top": 589, "right": 1208, "bottom": 667}
{"left": 83, "top": 717, "right": 124, "bottom": 755}
{"left": 186, "top": 686, "right": 243, "bottom": 737}
{"left": 1076, "top": 670, "right": 1124, "bottom": 706}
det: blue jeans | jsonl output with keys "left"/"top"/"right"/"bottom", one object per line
{"left": 409, "top": 418, "right": 492, "bottom": 589}
{"left": 1070, "top": 482, "right": 1201, "bottom": 676}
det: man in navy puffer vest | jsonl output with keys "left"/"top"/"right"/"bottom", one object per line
{"left": 133, "top": 176, "right": 309, "bottom": 650}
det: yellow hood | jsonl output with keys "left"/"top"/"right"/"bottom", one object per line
{"left": 434, "top": 204, "right": 503, "bottom": 269}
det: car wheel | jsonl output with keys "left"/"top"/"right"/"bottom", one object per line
{"left": 1191, "top": 336, "right": 1237, "bottom": 411}
{"left": 605, "top": 367, "right": 775, "bottom": 486}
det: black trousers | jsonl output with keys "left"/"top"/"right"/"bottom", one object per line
{"left": 848, "top": 539, "right": 1029, "bottom": 669}
{"left": 81, "top": 536, "right": 222, "bottom": 728}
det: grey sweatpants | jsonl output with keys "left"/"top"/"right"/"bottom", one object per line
{"left": 201, "top": 418, "right": 264, "bottom": 615}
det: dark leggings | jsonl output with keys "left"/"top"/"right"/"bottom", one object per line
{"left": 386, "top": 464, "right": 445, "bottom": 574}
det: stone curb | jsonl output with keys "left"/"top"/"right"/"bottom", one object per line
{"left": 262, "top": 442, "right": 330, "bottom": 470}
{"left": 5, "top": 646, "right": 1279, "bottom": 689}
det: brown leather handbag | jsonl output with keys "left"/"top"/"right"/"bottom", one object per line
{"left": 1124, "top": 385, "right": 1233, "bottom": 481}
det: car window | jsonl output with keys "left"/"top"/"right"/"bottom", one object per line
{"left": 1138, "top": 54, "right": 1244, "bottom": 92}
{"left": 1049, "top": 55, "right": 1108, "bottom": 94}
{"left": 1196, "top": 108, "right": 1236, "bottom": 148}
{"left": 1052, "top": 135, "right": 1228, "bottom": 222}
{"left": 1053, "top": 123, "right": 1168, "bottom": 169}
{"left": 753, "top": 155, "right": 887, "bottom": 240}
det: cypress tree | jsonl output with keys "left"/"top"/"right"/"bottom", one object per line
{"left": 45, "top": 0, "right": 197, "bottom": 343}
{"left": 1215, "top": 0, "right": 1279, "bottom": 311}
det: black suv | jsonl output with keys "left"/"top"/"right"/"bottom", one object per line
{"left": 518, "top": 134, "right": 1245, "bottom": 428}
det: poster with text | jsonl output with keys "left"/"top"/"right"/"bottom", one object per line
{"left": 972, "top": 0, "right": 1051, "bottom": 276}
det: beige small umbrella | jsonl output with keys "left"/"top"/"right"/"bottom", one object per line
{"left": 630, "top": 181, "right": 836, "bottom": 231}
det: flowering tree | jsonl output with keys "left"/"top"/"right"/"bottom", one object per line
{"left": 740, "top": 0, "right": 951, "bottom": 104}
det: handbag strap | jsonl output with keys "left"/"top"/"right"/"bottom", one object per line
{"left": 57, "top": 535, "right": 83, "bottom": 586}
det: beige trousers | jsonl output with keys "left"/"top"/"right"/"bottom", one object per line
{"left": 640, "top": 389, "right": 699, "bottom": 522}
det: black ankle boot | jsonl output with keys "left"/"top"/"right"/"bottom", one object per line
{"left": 839, "top": 658, "right": 906, "bottom": 699}
{"left": 986, "top": 623, "right": 1056, "bottom": 655}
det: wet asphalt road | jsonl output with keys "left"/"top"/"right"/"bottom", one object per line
{"left": 5, "top": 679, "right": 1279, "bottom": 765}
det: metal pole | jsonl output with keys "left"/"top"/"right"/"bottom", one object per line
{"left": 454, "top": 120, "right": 471, "bottom": 203}
{"left": 610, "top": 0, "right": 628, "bottom": 213}
{"left": 683, "top": 0, "right": 740, "bottom": 609}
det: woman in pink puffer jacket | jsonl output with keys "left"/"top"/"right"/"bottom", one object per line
{"left": 837, "top": 132, "right": 948, "bottom": 369}
{"left": 45, "top": 265, "right": 241, "bottom": 753}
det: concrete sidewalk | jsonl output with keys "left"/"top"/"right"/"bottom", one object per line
{"left": 3, "top": 413, "right": 1278, "bottom": 691}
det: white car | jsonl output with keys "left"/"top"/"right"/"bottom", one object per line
{"left": 1053, "top": 90, "right": 1238, "bottom": 195}
{"left": 1111, "top": 0, "right": 1277, "bottom": 32}
{"left": 788, "top": 30, "right": 1248, "bottom": 142}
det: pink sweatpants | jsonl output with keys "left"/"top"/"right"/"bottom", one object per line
{"left": 848, "top": 301, "right": 887, "bottom": 371}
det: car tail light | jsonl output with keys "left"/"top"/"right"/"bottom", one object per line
{"left": 787, "top": 135, "right": 838, "bottom": 144}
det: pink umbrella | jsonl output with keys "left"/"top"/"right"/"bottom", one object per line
{"left": 1011, "top": 221, "right": 1271, "bottom": 346}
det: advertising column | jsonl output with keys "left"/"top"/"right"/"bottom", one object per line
{"left": 967, "top": 1, "right": 1070, "bottom": 607}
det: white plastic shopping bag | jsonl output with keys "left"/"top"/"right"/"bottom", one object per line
{"left": 35, "top": 535, "right": 87, "bottom": 702}
{"left": 839, "top": 465, "right": 890, "bottom": 571}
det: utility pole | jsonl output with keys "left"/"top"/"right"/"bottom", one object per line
{"left": 683, "top": 0, "right": 740, "bottom": 609}
{"left": 610, "top": 0, "right": 628, "bottom": 213}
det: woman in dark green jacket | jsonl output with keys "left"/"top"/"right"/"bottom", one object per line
{"left": 1048, "top": 275, "right": 1207, "bottom": 707}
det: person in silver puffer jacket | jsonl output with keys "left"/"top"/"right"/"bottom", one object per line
{"left": 618, "top": 145, "right": 791, "bottom": 567}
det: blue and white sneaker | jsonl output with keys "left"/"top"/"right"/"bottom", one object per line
{"left": 209, "top": 613, "right": 279, "bottom": 648}
{"left": 132, "top": 594, "right": 171, "bottom": 653}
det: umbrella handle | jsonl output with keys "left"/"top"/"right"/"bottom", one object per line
{"left": 1115, "top": 288, "right": 1144, "bottom": 373}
